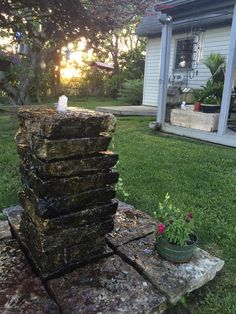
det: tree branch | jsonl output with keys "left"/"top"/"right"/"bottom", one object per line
{"left": 0, "top": 77, "right": 17, "bottom": 99}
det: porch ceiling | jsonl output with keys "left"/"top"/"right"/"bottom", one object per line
{"left": 160, "top": 0, "right": 235, "bottom": 18}
{"left": 136, "top": 0, "right": 235, "bottom": 37}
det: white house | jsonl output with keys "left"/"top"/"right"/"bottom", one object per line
{"left": 136, "top": 0, "right": 236, "bottom": 148}
{"left": 136, "top": 5, "right": 233, "bottom": 107}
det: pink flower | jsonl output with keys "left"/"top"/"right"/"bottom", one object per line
{"left": 186, "top": 212, "right": 193, "bottom": 222}
{"left": 157, "top": 223, "right": 166, "bottom": 235}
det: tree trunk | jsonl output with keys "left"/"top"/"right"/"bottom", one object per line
{"left": 0, "top": 48, "right": 40, "bottom": 106}
{"left": 5, "top": 88, "right": 30, "bottom": 106}
{"left": 111, "top": 35, "right": 121, "bottom": 98}
{"left": 50, "top": 51, "right": 61, "bottom": 97}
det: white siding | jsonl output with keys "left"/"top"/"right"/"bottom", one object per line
{"left": 143, "top": 26, "right": 231, "bottom": 107}
{"left": 142, "top": 38, "right": 161, "bottom": 106}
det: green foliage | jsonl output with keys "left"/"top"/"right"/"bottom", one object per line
{"left": 119, "top": 45, "right": 146, "bottom": 81}
{"left": 118, "top": 79, "right": 143, "bottom": 105}
{"left": 0, "top": 114, "right": 20, "bottom": 210}
{"left": 154, "top": 194, "right": 194, "bottom": 246}
{"left": 116, "top": 177, "right": 129, "bottom": 201}
{"left": 203, "top": 53, "right": 225, "bottom": 84}
{"left": 195, "top": 53, "right": 226, "bottom": 104}
{"left": 104, "top": 75, "right": 120, "bottom": 98}
{"left": 195, "top": 81, "right": 224, "bottom": 104}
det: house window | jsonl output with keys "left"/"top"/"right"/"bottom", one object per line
{"left": 175, "top": 38, "right": 194, "bottom": 70}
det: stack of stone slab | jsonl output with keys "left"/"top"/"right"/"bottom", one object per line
{"left": 15, "top": 107, "right": 119, "bottom": 277}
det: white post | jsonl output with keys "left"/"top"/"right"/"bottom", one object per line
{"left": 157, "top": 15, "right": 172, "bottom": 126}
{"left": 218, "top": 2, "right": 236, "bottom": 135}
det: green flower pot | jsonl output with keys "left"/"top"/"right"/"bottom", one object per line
{"left": 155, "top": 234, "right": 197, "bottom": 263}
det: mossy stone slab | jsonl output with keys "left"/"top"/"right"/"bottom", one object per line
{"left": 21, "top": 213, "right": 115, "bottom": 252}
{"left": 0, "top": 220, "right": 11, "bottom": 240}
{"left": 21, "top": 231, "right": 111, "bottom": 277}
{"left": 21, "top": 196, "right": 118, "bottom": 233}
{"left": 28, "top": 151, "right": 118, "bottom": 178}
{"left": 106, "top": 201, "right": 155, "bottom": 248}
{"left": 22, "top": 186, "right": 116, "bottom": 218}
{"left": 0, "top": 239, "right": 59, "bottom": 313}
{"left": 117, "top": 234, "right": 225, "bottom": 304}
{"left": 4, "top": 206, "right": 113, "bottom": 278}
{"left": 17, "top": 107, "right": 116, "bottom": 139}
{"left": 48, "top": 255, "right": 167, "bottom": 314}
{"left": 20, "top": 166, "right": 119, "bottom": 197}
{"left": 30, "top": 135, "right": 112, "bottom": 160}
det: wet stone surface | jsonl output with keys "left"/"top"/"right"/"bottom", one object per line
{"left": 3, "top": 205, "right": 23, "bottom": 235}
{"left": 16, "top": 107, "right": 119, "bottom": 276}
{"left": 21, "top": 212, "right": 115, "bottom": 252}
{"left": 21, "top": 197, "right": 118, "bottom": 233}
{"left": 28, "top": 151, "right": 119, "bottom": 178}
{"left": 106, "top": 201, "right": 155, "bottom": 248}
{"left": 22, "top": 186, "right": 116, "bottom": 218}
{"left": 0, "top": 220, "right": 12, "bottom": 240}
{"left": 117, "top": 234, "right": 225, "bottom": 304}
{"left": 5, "top": 206, "right": 113, "bottom": 277}
{"left": 17, "top": 107, "right": 116, "bottom": 139}
{"left": 30, "top": 135, "right": 112, "bottom": 161}
{"left": 21, "top": 166, "right": 119, "bottom": 197}
{"left": 22, "top": 233, "right": 113, "bottom": 278}
{"left": 48, "top": 255, "right": 167, "bottom": 314}
{"left": 0, "top": 239, "right": 59, "bottom": 313}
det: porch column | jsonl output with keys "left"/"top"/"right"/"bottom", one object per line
{"left": 156, "top": 15, "right": 173, "bottom": 126}
{"left": 218, "top": 2, "right": 236, "bottom": 135}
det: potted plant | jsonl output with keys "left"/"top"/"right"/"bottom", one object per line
{"left": 154, "top": 194, "right": 197, "bottom": 263}
{"left": 200, "top": 53, "right": 225, "bottom": 113}
{"left": 196, "top": 81, "right": 223, "bottom": 113}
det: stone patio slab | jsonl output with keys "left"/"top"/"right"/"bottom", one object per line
{"left": 3, "top": 205, "right": 23, "bottom": 235}
{"left": 0, "top": 239, "right": 59, "bottom": 313}
{"left": 48, "top": 255, "right": 167, "bottom": 314}
{"left": 117, "top": 234, "right": 225, "bottom": 304}
{"left": 0, "top": 220, "right": 12, "bottom": 240}
{"left": 96, "top": 105, "right": 156, "bottom": 116}
{"left": 106, "top": 201, "right": 155, "bottom": 248}
{"left": 3, "top": 202, "right": 225, "bottom": 312}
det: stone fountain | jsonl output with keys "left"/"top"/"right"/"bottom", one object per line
{"left": 15, "top": 107, "right": 119, "bottom": 277}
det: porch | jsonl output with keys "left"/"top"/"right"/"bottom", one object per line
{"left": 162, "top": 123, "right": 236, "bottom": 148}
{"left": 152, "top": 0, "right": 236, "bottom": 147}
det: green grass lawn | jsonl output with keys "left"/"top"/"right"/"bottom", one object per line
{"left": 0, "top": 97, "right": 236, "bottom": 313}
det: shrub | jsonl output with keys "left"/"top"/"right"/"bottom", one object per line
{"left": 104, "top": 75, "right": 119, "bottom": 98}
{"left": 118, "top": 79, "right": 143, "bottom": 105}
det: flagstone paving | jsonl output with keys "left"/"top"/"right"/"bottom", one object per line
{"left": 0, "top": 202, "right": 224, "bottom": 313}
